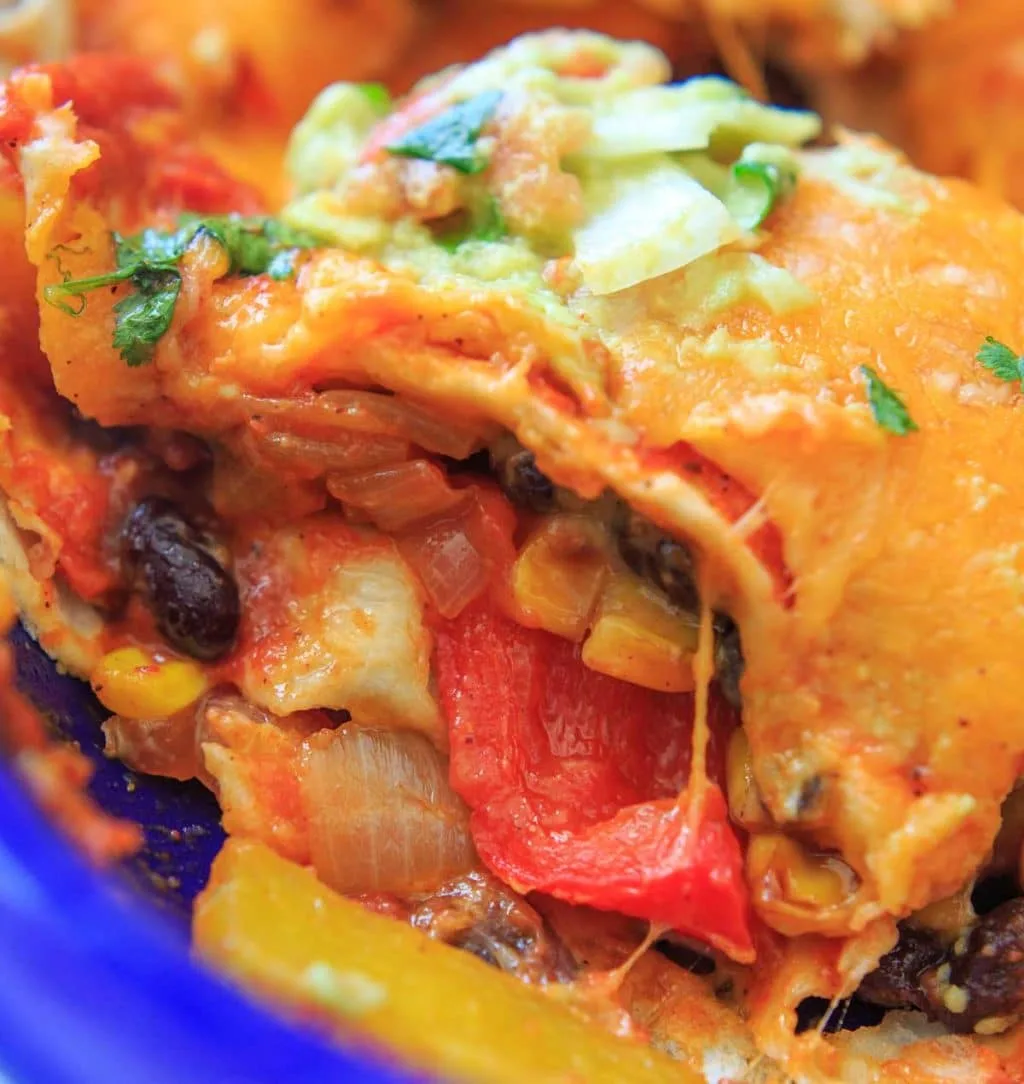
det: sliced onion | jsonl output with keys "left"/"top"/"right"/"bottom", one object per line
{"left": 302, "top": 727, "right": 475, "bottom": 895}
{"left": 326, "top": 459, "right": 464, "bottom": 531}
{"left": 242, "top": 391, "right": 491, "bottom": 459}
{"left": 397, "top": 509, "right": 489, "bottom": 619}
{"left": 246, "top": 427, "right": 411, "bottom": 478}
{"left": 319, "top": 391, "right": 490, "bottom": 460}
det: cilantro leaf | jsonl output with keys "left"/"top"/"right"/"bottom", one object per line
{"left": 386, "top": 90, "right": 503, "bottom": 174}
{"left": 112, "top": 272, "right": 181, "bottom": 367}
{"left": 115, "top": 227, "right": 188, "bottom": 271}
{"left": 860, "top": 365, "right": 918, "bottom": 436}
{"left": 43, "top": 214, "right": 320, "bottom": 365}
{"left": 358, "top": 82, "right": 392, "bottom": 113}
{"left": 42, "top": 266, "right": 133, "bottom": 315}
{"left": 976, "top": 336, "right": 1024, "bottom": 385}
{"left": 184, "top": 215, "right": 318, "bottom": 276}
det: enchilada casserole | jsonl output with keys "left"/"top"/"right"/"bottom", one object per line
{"left": 2, "top": 27, "right": 1024, "bottom": 1083}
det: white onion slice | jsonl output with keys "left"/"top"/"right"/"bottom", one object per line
{"left": 244, "top": 391, "right": 490, "bottom": 460}
{"left": 327, "top": 459, "right": 463, "bottom": 531}
{"left": 302, "top": 727, "right": 475, "bottom": 895}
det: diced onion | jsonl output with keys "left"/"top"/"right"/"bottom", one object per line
{"left": 327, "top": 460, "right": 464, "bottom": 531}
{"left": 302, "top": 727, "right": 475, "bottom": 895}
{"left": 575, "top": 161, "right": 742, "bottom": 295}
{"left": 397, "top": 510, "right": 489, "bottom": 619}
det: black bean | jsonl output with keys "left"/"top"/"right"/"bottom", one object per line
{"left": 448, "top": 922, "right": 541, "bottom": 974}
{"left": 410, "top": 870, "right": 576, "bottom": 984}
{"left": 860, "top": 902, "right": 1024, "bottom": 1034}
{"left": 121, "top": 497, "right": 239, "bottom": 661}
{"left": 614, "top": 510, "right": 747, "bottom": 706}
{"left": 945, "top": 899, "right": 1024, "bottom": 1027}
{"left": 451, "top": 928, "right": 502, "bottom": 969}
{"left": 714, "top": 614, "right": 744, "bottom": 708}
{"left": 498, "top": 450, "right": 557, "bottom": 512}
{"left": 614, "top": 510, "right": 700, "bottom": 613}
{"left": 859, "top": 925, "right": 946, "bottom": 1012}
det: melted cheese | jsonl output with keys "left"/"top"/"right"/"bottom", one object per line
{"left": 233, "top": 519, "right": 443, "bottom": 743}
{"left": 200, "top": 696, "right": 329, "bottom": 865}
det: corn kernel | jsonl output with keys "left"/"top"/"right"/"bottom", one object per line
{"left": 91, "top": 646, "right": 209, "bottom": 719}
{"left": 942, "top": 984, "right": 969, "bottom": 1016}
{"left": 726, "top": 729, "right": 768, "bottom": 828}
{"left": 747, "top": 834, "right": 858, "bottom": 936}
{"left": 912, "top": 885, "right": 975, "bottom": 939}
{"left": 974, "top": 1015, "right": 1015, "bottom": 1036}
{"left": 581, "top": 574, "right": 698, "bottom": 692}
{"left": 511, "top": 515, "right": 609, "bottom": 642}
{"left": 783, "top": 851, "right": 851, "bottom": 908}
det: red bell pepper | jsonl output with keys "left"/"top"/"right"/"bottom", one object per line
{"left": 435, "top": 600, "right": 754, "bottom": 963}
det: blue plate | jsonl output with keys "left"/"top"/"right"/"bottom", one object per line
{"left": 0, "top": 627, "right": 421, "bottom": 1084}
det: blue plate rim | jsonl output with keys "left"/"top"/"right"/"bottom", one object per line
{"left": 0, "top": 738, "right": 420, "bottom": 1084}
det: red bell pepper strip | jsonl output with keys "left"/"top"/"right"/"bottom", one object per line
{"left": 435, "top": 600, "right": 755, "bottom": 963}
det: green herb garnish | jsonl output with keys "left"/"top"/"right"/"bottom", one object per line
{"left": 358, "top": 82, "right": 392, "bottom": 113}
{"left": 976, "top": 336, "right": 1024, "bottom": 386}
{"left": 860, "top": 364, "right": 918, "bottom": 436}
{"left": 111, "top": 271, "right": 181, "bottom": 366}
{"left": 386, "top": 90, "right": 503, "bottom": 174}
{"left": 437, "top": 195, "right": 507, "bottom": 251}
{"left": 44, "top": 215, "right": 318, "bottom": 366}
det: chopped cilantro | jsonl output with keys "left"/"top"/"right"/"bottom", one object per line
{"left": 860, "top": 365, "right": 918, "bottom": 436}
{"left": 41, "top": 264, "right": 134, "bottom": 316}
{"left": 358, "top": 82, "right": 392, "bottom": 113}
{"left": 115, "top": 227, "right": 186, "bottom": 271}
{"left": 44, "top": 215, "right": 319, "bottom": 366}
{"left": 976, "top": 336, "right": 1024, "bottom": 386}
{"left": 111, "top": 271, "right": 181, "bottom": 367}
{"left": 185, "top": 215, "right": 315, "bottom": 276}
{"left": 386, "top": 90, "right": 503, "bottom": 174}
{"left": 437, "top": 195, "right": 507, "bottom": 251}
{"left": 469, "top": 196, "right": 507, "bottom": 244}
